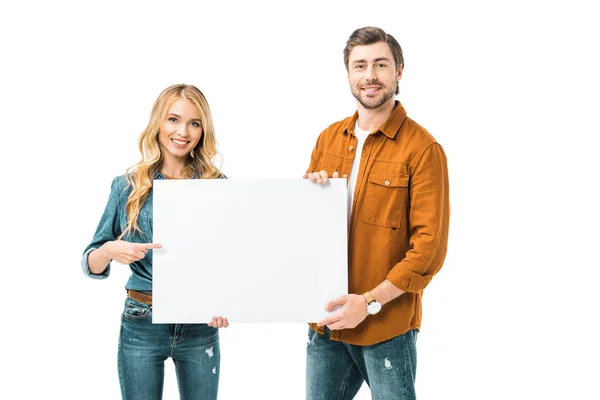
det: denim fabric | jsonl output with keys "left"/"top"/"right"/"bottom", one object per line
{"left": 306, "top": 327, "right": 417, "bottom": 400}
{"left": 81, "top": 172, "right": 225, "bottom": 291}
{"left": 118, "top": 297, "right": 220, "bottom": 400}
{"left": 81, "top": 173, "right": 165, "bottom": 290}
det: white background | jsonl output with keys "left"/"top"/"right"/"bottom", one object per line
{"left": 1, "top": 0, "right": 598, "bottom": 399}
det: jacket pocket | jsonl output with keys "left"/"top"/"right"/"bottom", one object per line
{"left": 362, "top": 170, "right": 409, "bottom": 229}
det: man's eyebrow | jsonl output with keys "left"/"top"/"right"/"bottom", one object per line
{"left": 352, "top": 57, "right": 391, "bottom": 65}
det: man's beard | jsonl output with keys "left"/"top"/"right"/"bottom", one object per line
{"left": 351, "top": 80, "right": 397, "bottom": 110}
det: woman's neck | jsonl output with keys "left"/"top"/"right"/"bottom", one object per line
{"left": 159, "top": 159, "right": 185, "bottom": 179}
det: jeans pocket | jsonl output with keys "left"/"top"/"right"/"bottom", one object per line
{"left": 123, "top": 298, "right": 151, "bottom": 320}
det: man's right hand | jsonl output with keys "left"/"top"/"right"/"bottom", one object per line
{"left": 100, "top": 240, "right": 163, "bottom": 264}
{"left": 303, "top": 170, "right": 339, "bottom": 184}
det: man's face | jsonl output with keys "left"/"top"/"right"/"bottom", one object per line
{"left": 348, "top": 41, "right": 402, "bottom": 110}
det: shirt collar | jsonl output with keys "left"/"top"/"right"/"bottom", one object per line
{"left": 339, "top": 100, "right": 408, "bottom": 139}
{"left": 152, "top": 170, "right": 200, "bottom": 180}
{"left": 153, "top": 171, "right": 167, "bottom": 180}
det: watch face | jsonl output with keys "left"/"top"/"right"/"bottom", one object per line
{"left": 367, "top": 301, "right": 382, "bottom": 315}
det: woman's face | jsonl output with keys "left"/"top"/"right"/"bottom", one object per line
{"left": 159, "top": 97, "right": 203, "bottom": 162}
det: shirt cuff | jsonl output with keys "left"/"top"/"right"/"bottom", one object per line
{"left": 81, "top": 247, "right": 111, "bottom": 279}
{"left": 386, "top": 265, "right": 432, "bottom": 293}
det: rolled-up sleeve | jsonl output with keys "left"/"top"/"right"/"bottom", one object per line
{"left": 81, "top": 176, "right": 124, "bottom": 279}
{"left": 386, "top": 143, "right": 450, "bottom": 292}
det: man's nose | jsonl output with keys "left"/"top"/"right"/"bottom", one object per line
{"left": 365, "top": 64, "right": 377, "bottom": 80}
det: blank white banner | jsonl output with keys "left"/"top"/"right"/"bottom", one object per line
{"left": 152, "top": 178, "right": 348, "bottom": 323}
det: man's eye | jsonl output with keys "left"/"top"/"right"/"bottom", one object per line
{"left": 355, "top": 65, "right": 365, "bottom": 69}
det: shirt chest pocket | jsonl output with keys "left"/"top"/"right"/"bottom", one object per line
{"left": 362, "top": 170, "right": 409, "bottom": 229}
{"left": 122, "top": 207, "right": 152, "bottom": 242}
{"left": 315, "top": 153, "right": 344, "bottom": 176}
{"left": 139, "top": 208, "right": 153, "bottom": 238}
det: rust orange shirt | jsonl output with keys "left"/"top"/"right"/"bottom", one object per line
{"left": 307, "top": 101, "right": 450, "bottom": 346}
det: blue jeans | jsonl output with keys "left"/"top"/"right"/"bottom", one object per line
{"left": 306, "top": 327, "right": 418, "bottom": 400}
{"left": 117, "top": 297, "right": 220, "bottom": 400}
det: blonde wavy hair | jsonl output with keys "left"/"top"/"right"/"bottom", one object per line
{"left": 121, "top": 84, "right": 222, "bottom": 237}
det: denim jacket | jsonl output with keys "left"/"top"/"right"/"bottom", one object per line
{"left": 81, "top": 171, "right": 224, "bottom": 291}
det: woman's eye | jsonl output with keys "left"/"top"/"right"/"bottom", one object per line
{"left": 168, "top": 117, "right": 178, "bottom": 122}
{"left": 190, "top": 121, "right": 200, "bottom": 128}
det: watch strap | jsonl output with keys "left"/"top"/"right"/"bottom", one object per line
{"left": 362, "top": 291, "right": 376, "bottom": 304}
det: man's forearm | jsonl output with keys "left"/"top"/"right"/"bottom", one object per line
{"left": 369, "top": 279, "right": 405, "bottom": 306}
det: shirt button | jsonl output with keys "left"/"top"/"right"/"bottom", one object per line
{"left": 343, "top": 174, "right": 348, "bottom": 178}
{"left": 384, "top": 180, "right": 391, "bottom": 186}
{"left": 349, "top": 146, "right": 354, "bottom": 151}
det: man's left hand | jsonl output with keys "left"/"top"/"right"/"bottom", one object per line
{"left": 317, "top": 294, "right": 368, "bottom": 330}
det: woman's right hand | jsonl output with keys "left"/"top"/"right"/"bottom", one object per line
{"left": 208, "top": 316, "right": 229, "bottom": 328}
{"left": 101, "top": 240, "right": 163, "bottom": 264}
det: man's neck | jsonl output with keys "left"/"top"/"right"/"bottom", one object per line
{"left": 356, "top": 98, "right": 396, "bottom": 132}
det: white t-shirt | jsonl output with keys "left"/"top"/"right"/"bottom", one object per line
{"left": 347, "top": 121, "right": 371, "bottom": 221}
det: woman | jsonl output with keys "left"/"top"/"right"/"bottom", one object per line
{"left": 82, "top": 84, "right": 229, "bottom": 399}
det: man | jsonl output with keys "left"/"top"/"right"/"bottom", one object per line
{"left": 304, "top": 27, "right": 450, "bottom": 399}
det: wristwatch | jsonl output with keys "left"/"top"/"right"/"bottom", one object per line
{"left": 362, "top": 291, "right": 382, "bottom": 315}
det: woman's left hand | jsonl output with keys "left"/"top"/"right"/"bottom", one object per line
{"left": 208, "top": 316, "right": 229, "bottom": 328}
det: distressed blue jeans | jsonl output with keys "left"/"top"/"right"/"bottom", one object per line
{"left": 306, "top": 327, "right": 418, "bottom": 400}
{"left": 117, "top": 297, "right": 220, "bottom": 400}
